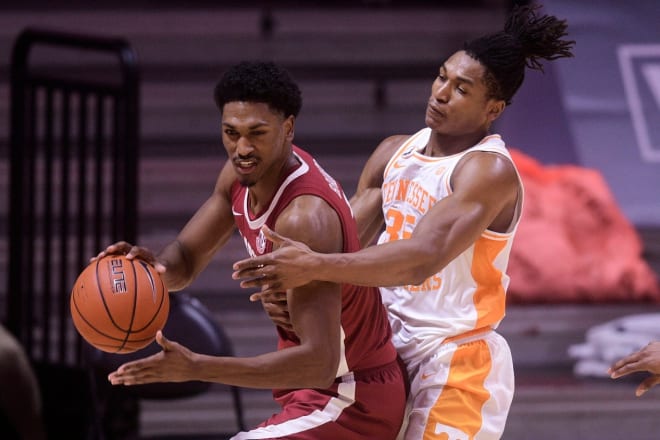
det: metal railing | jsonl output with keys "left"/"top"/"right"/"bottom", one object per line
{"left": 7, "top": 27, "right": 140, "bottom": 366}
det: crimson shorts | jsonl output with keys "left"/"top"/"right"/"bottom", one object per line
{"left": 230, "top": 359, "right": 407, "bottom": 440}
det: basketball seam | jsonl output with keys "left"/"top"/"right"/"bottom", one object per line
{"left": 71, "top": 293, "right": 156, "bottom": 343}
{"left": 130, "top": 261, "right": 167, "bottom": 332}
{"left": 118, "top": 258, "right": 141, "bottom": 352}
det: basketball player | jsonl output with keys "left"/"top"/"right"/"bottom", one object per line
{"left": 98, "top": 61, "right": 406, "bottom": 439}
{"left": 610, "top": 341, "right": 660, "bottom": 396}
{"left": 232, "top": 5, "right": 575, "bottom": 439}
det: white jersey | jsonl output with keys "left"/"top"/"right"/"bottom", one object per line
{"left": 377, "top": 127, "right": 523, "bottom": 370}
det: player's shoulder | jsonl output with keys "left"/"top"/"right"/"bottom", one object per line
{"left": 377, "top": 134, "right": 411, "bottom": 154}
{"left": 458, "top": 148, "right": 516, "bottom": 175}
{"left": 277, "top": 194, "right": 338, "bottom": 226}
{"left": 274, "top": 195, "right": 343, "bottom": 253}
{"left": 367, "top": 134, "right": 413, "bottom": 169}
{"left": 453, "top": 150, "right": 519, "bottom": 193}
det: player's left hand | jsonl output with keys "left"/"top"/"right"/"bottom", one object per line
{"left": 259, "top": 291, "right": 292, "bottom": 331}
{"left": 232, "top": 225, "right": 318, "bottom": 295}
{"left": 108, "top": 331, "right": 197, "bottom": 385}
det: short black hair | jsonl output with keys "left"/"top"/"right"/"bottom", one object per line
{"left": 213, "top": 61, "right": 302, "bottom": 117}
{"left": 464, "top": 4, "right": 575, "bottom": 105}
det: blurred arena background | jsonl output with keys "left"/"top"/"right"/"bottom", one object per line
{"left": 0, "top": 0, "right": 659, "bottom": 439}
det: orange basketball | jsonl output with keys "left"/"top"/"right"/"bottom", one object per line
{"left": 70, "top": 254, "right": 169, "bottom": 353}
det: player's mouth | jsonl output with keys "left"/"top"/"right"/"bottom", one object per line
{"left": 233, "top": 158, "right": 259, "bottom": 175}
{"left": 426, "top": 102, "right": 446, "bottom": 120}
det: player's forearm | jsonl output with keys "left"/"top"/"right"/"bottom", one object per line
{"left": 157, "top": 240, "right": 196, "bottom": 291}
{"left": 315, "top": 238, "right": 442, "bottom": 287}
{"left": 197, "top": 345, "right": 337, "bottom": 389}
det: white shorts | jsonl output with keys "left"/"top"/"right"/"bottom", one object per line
{"left": 399, "top": 330, "right": 514, "bottom": 440}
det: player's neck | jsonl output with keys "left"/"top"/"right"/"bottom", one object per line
{"left": 248, "top": 153, "right": 300, "bottom": 214}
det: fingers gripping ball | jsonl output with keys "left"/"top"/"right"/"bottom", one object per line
{"left": 70, "top": 255, "right": 169, "bottom": 353}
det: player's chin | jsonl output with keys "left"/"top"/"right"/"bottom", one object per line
{"left": 237, "top": 176, "right": 258, "bottom": 188}
{"left": 232, "top": 163, "right": 259, "bottom": 187}
{"left": 424, "top": 112, "right": 446, "bottom": 130}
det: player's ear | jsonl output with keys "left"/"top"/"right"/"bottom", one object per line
{"left": 284, "top": 115, "right": 295, "bottom": 141}
{"left": 487, "top": 99, "right": 506, "bottom": 123}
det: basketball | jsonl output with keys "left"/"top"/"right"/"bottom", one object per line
{"left": 70, "top": 254, "right": 169, "bottom": 354}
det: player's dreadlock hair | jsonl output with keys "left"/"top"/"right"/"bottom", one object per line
{"left": 213, "top": 61, "right": 302, "bottom": 117}
{"left": 464, "top": 4, "right": 575, "bottom": 105}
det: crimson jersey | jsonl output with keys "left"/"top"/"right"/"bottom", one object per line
{"left": 229, "top": 146, "right": 405, "bottom": 439}
{"left": 230, "top": 146, "right": 397, "bottom": 377}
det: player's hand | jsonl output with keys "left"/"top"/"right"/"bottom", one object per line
{"left": 259, "top": 291, "right": 292, "bottom": 331}
{"left": 232, "top": 226, "right": 319, "bottom": 295}
{"left": 92, "top": 241, "right": 167, "bottom": 273}
{"left": 108, "top": 331, "right": 197, "bottom": 385}
{"left": 609, "top": 341, "right": 660, "bottom": 396}
{"left": 631, "top": 374, "right": 660, "bottom": 397}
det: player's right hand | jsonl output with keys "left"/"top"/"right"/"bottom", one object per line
{"left": 92, "top": 241, "right": 167, "bottom": 273}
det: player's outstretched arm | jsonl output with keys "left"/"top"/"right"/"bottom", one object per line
{"left": 609, "top": 342, "right": 660, "bottom": 396}
{"left": 155, "top": 161, "right": 236, "bottom": 291}
{"left": 108, "top": 330, "right": 197, "bottom": 385}
{"left": 237, "top": 226, "right": 322, "bottom": 298}
{"left": 93, "top": 161, "right": 237, "bottom": 292}
{"left": 234, "top": 151, "right": 519, "bottom": 292}
{"left": 232, "top": 134, "right": 404, "bottom": 294}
